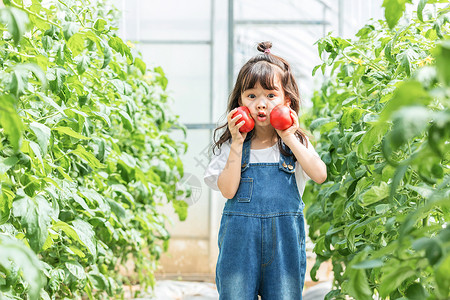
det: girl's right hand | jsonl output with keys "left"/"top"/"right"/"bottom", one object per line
{"left": 227, "top": 108, "right": 247, "bottom": 144}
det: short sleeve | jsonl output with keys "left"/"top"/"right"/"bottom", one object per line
{"left": 203, "top": 142, "right": 231, "bottom": 191}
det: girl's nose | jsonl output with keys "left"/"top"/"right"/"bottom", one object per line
{"left": 257, "top": 101, "right": 266, "bottom": 109}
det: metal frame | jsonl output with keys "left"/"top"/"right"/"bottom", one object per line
{"left": 227, "top": 0, "right": 332, "bottom": 94}
{"left": 135, "top": 0, "right": 337, "bottom": 131}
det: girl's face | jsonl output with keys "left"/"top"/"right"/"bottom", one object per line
{"left": 239, "top": 76, "right": 290, "bottom": 126}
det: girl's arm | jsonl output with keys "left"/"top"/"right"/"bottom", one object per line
{"left": 217, "top": 141, "right": 244, "bottom": 199}
{"left": 276, "top": 109, "right": 327, "bottom": 184}
{"left": 217, "top": 108, "right": 248, "bottom": 199}
{"left": 283, "top": 136, "right": 327, "bottom": 184}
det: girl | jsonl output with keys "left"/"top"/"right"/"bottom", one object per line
{"left": 203, "top": 41, "right": 327, "bottom": 299}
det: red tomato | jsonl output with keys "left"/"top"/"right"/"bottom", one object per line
{"left": 232, "top": 106, "right": 254, "bottom": 133}
{"left": 270, "top": 105, "right": 293, "bottom": 130}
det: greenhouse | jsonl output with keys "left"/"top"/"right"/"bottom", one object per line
{"left": 0, "top": 0, "right": 449, "bottom": 299}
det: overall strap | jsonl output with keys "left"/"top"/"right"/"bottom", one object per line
{"left": 240, "top": 136, "right": 252, "bottom": 173}
{"left": 278, "top": 142, "right": 296, "bottom": 174}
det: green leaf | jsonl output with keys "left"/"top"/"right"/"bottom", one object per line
{"left": 67, "top": 32, "right": 86, "bottom": 57}
{"left": 310, "top": 117, "right": 333, "bottom": 132}
{"left": 435, "top": 255, "right": 450, "bottom": 298}
{"left": 30, "top": 122, "right": 51, "bottom": 155}
{"left": 119, "top": 110, "right": 133, "bottom": 131}
{"left": 357, "top": 122, "right": 390, "bottom": 158}
{"left": 29, "top": 140, "right": 44, "bottom": 170}
{"left": 388, "top": 106, "right": 431, "bottom": 149}
{"left": 312, "top": 64, "right": 321, "bottom": 76}
{"left": 16, "top": 63, "right": 48, "bottom": 90}
{"left": 352, "top": 258, "right": 384, "bottom": 269}
{"left": 77, "top": 55, "right": 90, "bottom": 74}
{"left": 406, "top": 184, "right": 433, "bottom": 199}
{"left": 347, "top": 252, "right": 373, "bottom": 300}
{"left": 134, "top": 57, "right": 146, "bottom": 74}
{"left": 405, "top": 283, "right": 428, "bottom": 300}
{"left": 72, "top": 193, "right": 95, "bottom": 216}
{"left": 65, "top": 261, "right": 86, "bottom": 280}
{"left": 361, "top": 181, "right": 389, "bottom": 206}
{"left": 375, "top": 204, "right": 390, "bottom": 214}
{"left": 382, "top": 0, "right": 407, "bottom": 29}
{"left": 12, "top": 194, "right": 52, "bottom": 252}
{"left": 100, "top": 39, "right": 112, "bottom": 69}
{"left": 54, "top": 126, "right": 90, "bottom": 140}
{"left": 389, "top": 164, "right": 408, "bottom": 200}
{"left": 434, "top": 40, "right": 450, "bottom": 86}
{"left": 379, "top": 266, "right": 416, "bottom": 297}
{"left": 48, "top": 67, "right": 68, "bottom": 94}
{"left": 0, "top": 192, "right": 13, "bottom": 225}
{"left": 8, "top": 69, "right": 27, "bottom": 97}
{"left": 0, "top": 156, "right": 18, "bottom": 174}
{"left": 379, "top": 81, "right": 430, "bottom": 122}
{"left": 94, "top": 18, "right": 107, "bottom": 31}
{"left": 42, "top": 35, "right": 53, "bottom": 51}
{"left": 0, "top": 94, "right": 23, "bottom": 151}
{"left": 72, "top": 219, "right": 97, "bottom": 257}
{"left": 62, "top": 22, "right": 79, "bottom": 40}
{"left": 0, "top": 235, "right": 44, "bottom": 300}
{"left": 108, "top": 36, "right": 132, "bottom": 62}
{"left": 417, "top": 0, "right": 427, "bottom": 22}
{"left": 0, "top": 7, "right": 29, "bottom": 45}
{"left": 71, "top": 144, "right": 105, "bottom": 169}
{"left": 172, "top": 200, "right": 188, "bottom": 221}
{"left": 52, "top": 220, "right": 81, "bottom": 241}
{"left": 397, "top": 48, "right": 418, "bottom": 76}
{"left": 29, "top": 3, "right": 50, "bottom": 31}
{"left": 341, "top": 107, "right": 365, "bottom": 129}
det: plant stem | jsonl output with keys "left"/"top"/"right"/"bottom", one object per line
{"left": 3, "top": 46, "right": 35, "bottom": 58}
{"left": 57, "top": 0, "right": 86, "bottom": 28}
{"left": 341, "top": 39, "right": 385, "bottom": 72}
{"left": 9, "top": 0, "right": 62, "bottom": 29}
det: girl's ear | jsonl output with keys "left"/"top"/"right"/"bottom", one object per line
{"left": 285, "top": 97, "right": 291, "bottom": 107}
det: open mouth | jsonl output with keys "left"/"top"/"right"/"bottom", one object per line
{"left": 257, "top": 112, "right": 267, "bottom": 121}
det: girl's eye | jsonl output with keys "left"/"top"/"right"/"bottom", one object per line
{"left": 267, "top": 93, "right": 276, "bottom": 99}
{"left": 248, "top": 94, "right": 256, "bottom": 99}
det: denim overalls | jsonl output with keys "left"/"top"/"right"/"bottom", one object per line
{"left": 216, "top": 136, "right": 307, "bottom": 299}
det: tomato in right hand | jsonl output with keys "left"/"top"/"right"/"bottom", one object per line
{"left": 270, "top": 104, "right": 293, "bottom": 130}
{"left": 232, "top": 106, "right": 255, "bottom": 133}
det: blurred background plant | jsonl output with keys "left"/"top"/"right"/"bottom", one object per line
{"left": 302, "top": 0, "right": 450, "bottom": 299}
{"left": 0, "top": 0, "right": 189, "bottom": 299}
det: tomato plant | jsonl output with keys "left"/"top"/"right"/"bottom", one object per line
{"left": 0, "top": 0, "right": 188, "bottom": 299}
{"left": 303, "top": 1, "right": 450, "bottom": 299}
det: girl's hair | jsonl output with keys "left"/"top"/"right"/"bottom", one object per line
{"left": 212, "top": 41, "right": 309, "bottom": 159}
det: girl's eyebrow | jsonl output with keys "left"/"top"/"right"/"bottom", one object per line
{"left": 244, "top": 86, "right": 280, "bottom": 92}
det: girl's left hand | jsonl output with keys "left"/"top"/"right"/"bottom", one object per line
{"left": 275, "top": 108, "right": 299, "bottom": 145}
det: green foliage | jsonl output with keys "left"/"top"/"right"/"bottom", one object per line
{"left": 0, "top": 0, "right": 188, "bottom": 299}
{"left": 304, "top": 2, "right": 450, "bottom": 299}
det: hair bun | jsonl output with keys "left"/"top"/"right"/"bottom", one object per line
{"left": 257, "top": 41, "right": 272, "bottom": 53}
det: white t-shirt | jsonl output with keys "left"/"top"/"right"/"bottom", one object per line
{"left": 203, "top": 138, "right": 320, "bottom": 197}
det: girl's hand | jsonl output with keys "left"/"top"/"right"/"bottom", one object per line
{"left": 227, "top": 108, "right": 248, "bottom": 144}
{"left": 275, "top": 108, "right": 299, "bottom": 146}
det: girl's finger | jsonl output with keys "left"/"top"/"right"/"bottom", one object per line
{"left": 227, "top": 109, "right": 237, "bottom": 119}
{"left": 231, "top": 114, "right": 242, "bottom": 124}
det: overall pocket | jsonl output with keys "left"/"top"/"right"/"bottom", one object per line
{"left": 237, "top": 177, "right": 253, "bottom": 202}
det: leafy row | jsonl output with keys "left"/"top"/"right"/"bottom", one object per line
{"left": 303, "top": 1, "right": 449, "bottom": 299}
{"left": 0, "top": 0, "right": 188, "bottom": 299}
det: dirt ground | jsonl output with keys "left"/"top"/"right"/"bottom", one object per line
{"left": 127, "top": 279, "right": 332, "bottom": 300}
{"left": 125, "top": 259, "right": 333, "bottom": 300}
